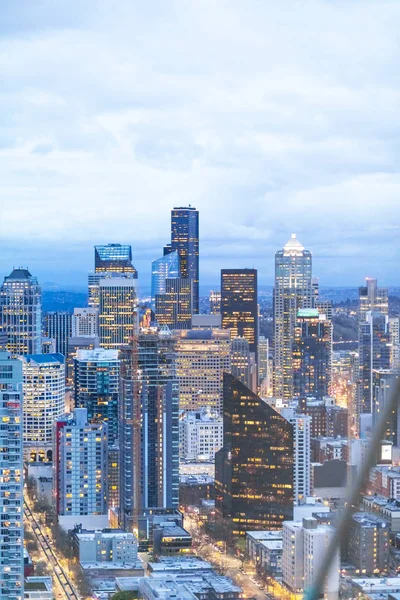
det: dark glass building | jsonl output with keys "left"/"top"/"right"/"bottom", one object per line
{"left": 293, "top": 309, "right": 331, "bottom": 398}
{"left": 155, "top": 278, "right": 192, "bottom": 330}
{"left": 171, "top": 206, "right": 199, "bottom": 314}
{"left": 215, "top": 373, "right": 293, "bottom": 536}
{"left": 44, "top": 311, "right": 72, "bottom": 358}
{"left": 119, "top": 330, "right": 179, "bottom": 531}
{"left": 220, "top": 269, "right": 258, "bottom": 359}
{"left": 94, "top": 243, "right": 138, "bottom": 276}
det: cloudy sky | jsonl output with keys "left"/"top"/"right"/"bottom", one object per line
{"left": 0, "top": 0, "right": 399, "bottom": 288}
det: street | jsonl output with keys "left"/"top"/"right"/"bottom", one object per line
{"left": 24, "top": 501, "right": 81, "bottom": 600}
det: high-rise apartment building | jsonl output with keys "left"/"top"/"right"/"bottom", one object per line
{"left": 119, "top": 330, "right": 179, "bottom": 532}
{"left": 282, "top": 518, "right": 339, "bottom": 599}
{"left": 359, "top": 278, "right": 388, "bottom": 323}
{"left": 274, "top": 235, "right": 312, "bottom": 399}
{"left": 21, "top": 354, "right": 65, "bottom": 462}
{"left": 53, "top": 408, "right": 108, "bottom": 530}
{"left": 99, "top": 276, "right": 138, "bottom": 348}
{"left": 44, "top": 311, "right": 72, "bottom": 357}
{"left": 358, "top": 312, "right": 390, "bottom": 415}
{"left": 258, "top": 335, "right": 271, "bottom": 395}
{"left": 282, "top": 410, "right": 311, "bottom": 504}
{"left": 72, "top": 307, "right": 99, "bottom": 337}
{"left": 175, "top": 329, "right": 231, "bottom": 413}
{"left": 221, "top": 269, "right": 258, "bottom": 359}
{"left": 372, "top": 370, "right": 400, "bottom": 446}
{"left": 346, "top": 513, "right": 389, "bottom": 575}
{"left": 171, "top": 206, "right": 199, "bottom": 314}
{"left": 0, "top": 268, "right": 41, "bottom": 357}
{"left": 215, "top": 374, "right": 293, "bottom": 536}
{"left": 0, "top": 352, "right": 24, "bottom": 600}
{"left": 151, "top": 251, "right": 179, "bottom": 308}
{"left": 155, "top": 278, "right": 192, "bottom": 330}
{"left": 66, "top": 335, "right": 99, "bottom": 389}
{"left": 293, "top": 309, "right": 332, "bottom": 398}
{"left": 388, "top": 317, "right": 400, "bottom": 370}
{"left": 74, "top": 348, "right": 120, "bottom": 446}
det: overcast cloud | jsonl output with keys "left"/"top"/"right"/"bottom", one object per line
{"left": 0, "top": 0, "right": 399, "bottom": 287}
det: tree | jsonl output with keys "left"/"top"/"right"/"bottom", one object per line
{"left": 111, "top": 592, "right": 138, "bottom": 600}
{"left": 35, "top": 561, "right": 50, "bottom": 576}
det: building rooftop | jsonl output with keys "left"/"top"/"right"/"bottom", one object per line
{"left": 5, "top": 268, "right": 33, "bottom": 280}
{"left": 352, "top": 512, "right": 389, "bottom": 528}
{"left": 159, "top": 525, "right": 191, "bottom": 539}
{"left": 260, "top": 540, "right": 283, "bottom": 551}
{"left": 22, "top": 353, "right": 64, "bottom": 365}
{"left": 76, "top": 529, "right": 136, "bottom": 542}
{"left": 246, "top": 530, "right": 283, "bottom": 541}
{"left": 80, "top": 561, "right": 143, "bottom": 571}
{"left": 148, "top": 557, "right": 213, "bottom": 573}
{"left": 283, "top": 233, "right": 305, "bottom": 255}
{"left": 76, "top": 348, "right": 119, "bottom": 361}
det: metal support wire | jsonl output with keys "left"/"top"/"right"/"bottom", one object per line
{"left": 303, "top": 374, "right": 400, "bottom": 600}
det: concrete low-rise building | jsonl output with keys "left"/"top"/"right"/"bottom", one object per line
{"left": 24, "top": 577, "right": 53, "bottom": 600}
{"left": 245, "top": 530, "right": 283, "bottom": 565}
{"left": 258, "top": 540, "right": 283, "bottom": 577}
{"left": 345, "top": 513, "right": 389, "bottom": 575}
{"left": 73, "top": 529, "right": 138, "bottom": 564}
{"left": 362, "top": 496, "right": 400, "bottom": 534}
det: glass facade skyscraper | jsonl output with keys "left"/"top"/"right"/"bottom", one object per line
{"left": 151, "top": 250, "right": 179, "bottom": 308}
{"left": 215, "top": 373, "right": 293, "bottom": 536}
{"left": 0, "top": 268, "right": 41, "bottom": 357}
{"left": 0, "top": 352, "right": 24, "bottom": 600}
{"left": 171, "top": 206, "right": 199, "bottom": 314}
{"left": 274, "top": 235, "right": 312, "bottom": 399}
{"left": 98, "top": 277, "right": 138, "bottom": 348}
{"left": 44, "top": 311, "right": 72, "bottom": 358}
{"left": 155, "top": 278, "right": 192, "bottom": 330}
{"left": 221, "top": 269, "right": 258, "bottom": 358}
{"left": 94, "top": 243, "right": 138, "bottom": 275}
{"left": 119, "top": 330, "right": 179, "bottom": 532}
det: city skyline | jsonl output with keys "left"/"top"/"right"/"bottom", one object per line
{"left": 1, "top": 2, "right": 399, "bottom": 286}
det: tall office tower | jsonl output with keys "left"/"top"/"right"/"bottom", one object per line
{"left": 274, "top": 235, "right": 312, "bottom": 399}
{"left": 0, "top": 268, "right": 41, "bottom": 357}
{"left": 221, "top": 269, "right": 258, "bottom": 360}
{"left": 44, "top": 311, "right": 72, "bottom": 357}
{"left": 209, "top": 290, "right": 221, "bottom": 315}
{"left": 215, "top": 374, "right": 293, "bottom": 536}
{"left": 21, "top": 354, "right": 65, "bottom": 462}
{"left": 0, "top": 352, "right": 24, "bottom": 600}
{"left": 98, "top": 276, "right": 138, "bottom": 348}
{"left": 282, "top": 519, "right": 339, "bottom": 599}
{"left": 282, "top": 411, "right": 311, "bottom": 504}
{"left": 258, "top": 335, "right": 271, "bottom": 395}
{"left": 292, "top": 309, "right": 332, "bottom": 399}
{"left": 372, "top": 370, "right": 400, "bottom": 445}
{"left": 88, "top": 243, "right": 138, "bottom": 307}
{"left": 53, "top": 408, "right": 108, "bottom": 530}
{"left": 151, "top": 251, "right": 179, "bottom": 308}
{"left": 230, "top": 336, "right": 257, "bottom": 392}
{"left": 175, "top": 329, "right": 231, "bottom": 413}
{"left": 74, "top": 349, "right": 120, "bottom": 446}
{"left": 66, "top": 335, "right": 99, "bottom": 390}
{"left": 358, "top": 311, "right": 390, "bottom": 415}
{"left": 155, "top": 278, "right": 192, "bottom": 330}
{"left": 359, "top": 278, "right": 388, "bottom": 322}
{"left": 389, "top": 317, "right": 400, "bottom": 370}
{"left": 119, "top": 330, "right": 179, "bottom": 531}
{"left": 171, "top": 206, "right": 199, "bottom": 314}
{"left": 179, "top": 408, "right": 223, "bottom": 461}
{"left": 72, "top": 307, "right": 99, "bottom": 337}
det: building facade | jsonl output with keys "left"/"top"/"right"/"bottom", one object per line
{"left": 175, "top": 329, "right": 231, "bottom": 413}
{"left": 89, "top": 243, "right": 138, "bottom": 307}
{"left": 215, "top": 374, "right": 293, "bottom": 536}
{"left": 98, "top": 276, "right": 138, "bottom": 348}
{"left": 72, "top": 307, "right": 99, "bottom": 337}
{"left": 0, "top": 352, "right": 24, "bottom": 600}
{"left": 179, "top": 408, "right": 223, "bottom": 461}
{"left": 221, "top": 269, "right": 258, "bottom": 360}
{"left": 0, "top": 268, "right": 41, "bottom": 357}
{"left": 155, "top": 278, "right": 192, "bottom": 330}
{"left": 74, "top": 348, "right": 120, "bottom": 446}
{"left": 274, "top": 235, "right": 312, "bottom": 399}
{"left": 44, "top": 311, "right": 72, "bottom": 357}
{"left": 21, "top": 354, "right": 65, "bottom": 462}
{"left": 151, "top": 251, "right": 180, "bottom": 308}
{"left": 171, "top": 206, "right": 199, "bottom": 314}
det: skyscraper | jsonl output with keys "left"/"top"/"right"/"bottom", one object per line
{"left": 258, "top": 335, "right": 271, "bottom": 395}
{"left": 74, "top": 348, "right": 120, "bottom": 446}
{"left": 99, "top": 276, "right": 138, "bottom": 348}
{"left": 215, "top": 374, "right": 293, "bottom": 536}
{"left": 0, "top": 268, "right": 41, "bottom": 357}
{"left": 21, "top": 354, "right": 65, "bottom": 462}
{"left": 44, "top": 311, "right": 72, "bottom": 357}
{"left": 155, "top": 278, "right": 192, "bottom": 330}
{"left": 119, "top": 330, "right": 179, "bottom": 531}
{"left": 230, "top": 336, "right": 256, "bottom": 392}
{"left": 220, "top": 269, "right": 258, "bottom": 358}
{"left": 151, "top": 251, "right": 179, "bottom": 308}
{"left": 175, "top": 329, "right": 231, "bottom": 413}
{"left": 171, "top": 206, "right": 199, "bottom": 314}
{"left": 293, "top": 309, "right": 332, "bottom": 399}
{"left": 53, "top": 407, "right": 108, "bottom": 530}
{"left": 359, "top": 278, "right": 388, "bottom": 322}
{"left": 358, "top": 312, "right": 390, "bottom": 415}
{"left": 0, "top": 352, "right": 24, "bottom": 600}
{"left": 209, "top": 290, "right": 221, "bottom": 315}
{"left": 89, "top": 243, "right": 138, "bottom": 307}
{"left": 274, "top": 235, "right": 312, "bottom": 399}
